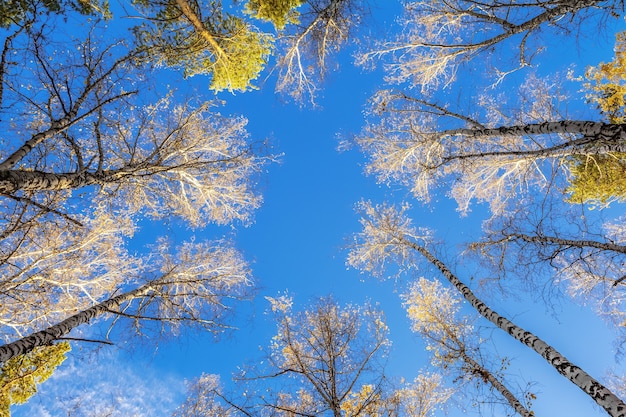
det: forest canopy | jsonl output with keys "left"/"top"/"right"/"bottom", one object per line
{"left": 1, "top": 1, "right": 625, "bottom": 417}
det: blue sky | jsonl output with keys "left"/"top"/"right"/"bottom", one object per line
{"left": 10, "top": 1, "right": 626, "bottom": 416}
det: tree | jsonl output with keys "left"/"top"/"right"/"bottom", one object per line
{"left": 354, "top": 79, "right": 626, "bottom": 216}
{"left": 174, "top": 296, "right": 452, "bottom": 417}
{"left": 173, "top": 374, "right": 235, "bottom": 417}
{"left": 565, "top": 30, "right": 626, "bottom": 205}
{"left": 251, "top": 295, "right": 394, "bottom": 417}
{"left": 469, "top": 200, "right": 626, "bottom": 347}
{"left": 130, "top": 0, "right": 366, "bottom": 98}
{"left": 0, "top": 0, "right": 109, "bottom": 28}
{"left": 358, "top": 0, "right": 621, "bottom": 90}
{"left": 566, "top": 153, "right": 626, "bottom": 205}
{"left": 244, "top": 0, "right": 305, "bottom": 30}
{"left": 585, "top": 31, "right": 626, "bottom": 124}
{"left": 0, "top": 7, "right": 263, "bottom": 371}
{"left": 271, "top": 0, "right": 367, "bottom": 104}
{"left": 403, "top": 277, "right": 534, "bottom": 417}
{"left": 0, "top": 342, "right": 70, "bottom": 415}
{"left": 132, "top": 0, "right": 273, "bottom": 92}
{"left": 347, "top": 201, "right": 626, "bottom": 417}
{"left": 0, "top": 239, "right": 252, "bottom": 363}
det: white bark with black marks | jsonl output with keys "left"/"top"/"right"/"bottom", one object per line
{"left": 405, "top": 238, "right": 626, "bottom": 417}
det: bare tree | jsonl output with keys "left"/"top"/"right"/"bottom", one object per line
{"left": 173, "top": 373, "right": 236, "bottom": 417}
{"left": 403, "top": 277, "right": 534, "bottom": 417}
{"left": 251, "top": 295, "right": 393, "bottom": 417}
{"left": 347, "top": 201, "right": 626, "bottom": 417}
{"left": 0, "top": 11, "right": 264, "bottom": 357}
{"left": 272, "top": 0, "right": 368, "bottom": 105}
{"left": 0, "top": 239, "right": 253, "bottom": 362}
{"left": 353, "top": 77, "right": 625, "bottom": 216}
{"left": 468, "top": 198, "right": 626, "bottom": 348}
{"left": 359, "top": 0, "right": 622, "bottom": 89}
{"left": 174, "top": 295, "right": 452, "bottom": 417}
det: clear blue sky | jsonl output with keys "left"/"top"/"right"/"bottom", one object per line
{"left": 13, "top": 2, "right": 626, "bottom": 416}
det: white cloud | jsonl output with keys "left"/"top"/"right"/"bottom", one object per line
{"left": 11, "top": 347, "right": 185, "bottom": 417}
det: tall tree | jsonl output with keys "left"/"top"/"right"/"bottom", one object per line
{"left": 358, "top": 0, "right": 622, "bottom": 90}
{"left": 354, "top": 78, "right": 626, "bottom": 216}
{"left": 0, "top": 9, "right": 263, "bottom": 362}
{"left": 403, "top": 277, "right": 534, "bottom": 417}
{"left": 271, "top": 0, "right": 367, "bottom": 104}
{"left": 250, "top": 295, "right": 394, "bottom": 417}
{"left": 469, "top": 199, "right": 626, "bottom": 347}
{"left": 174, "top": 296, "right": 452, "bottom": 417}
{"left": 347, "top": 201, "right": 626, "bottom": 417}
{"left": 0, "top": 239, "right": 252, "bottom": 362}
{"left": 132, "top": 0, "right": 273, "bottom": 92}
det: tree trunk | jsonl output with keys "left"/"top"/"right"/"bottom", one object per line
{"left": 439, "top": 121, "right": 626, "bottom": 164}
{"left": 0, "top": 168, "right": 133, "bottom": 193}
{"left": 403, "top": 237, "right": 626, "bottom": 417}
{"left": 462, "top": 352, "right": 533, "bottom": 417}
{"left": 0, "top": 120, "right": 75, "bottom": 171}
{"left": 0, "top": 282, "right": 154, "bottom": 363}
{"left": 174, "top": 0, "right": 227, "bottom": 58}
{"left": 505, "top": 232, "right": 626, "bottom": 254}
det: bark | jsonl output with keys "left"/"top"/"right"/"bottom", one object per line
{"left": 402, "top": 237, "right": 626, "bottom": 417}
{"left": 0, "top": 167, "right": 140, "bottom": 193}
{"left": 0, "top": 120, "right": 77, "bottom": 172}
{"left": 461, "top": 352, "right": 532, "bottom": 417}
{"left": 0, "top": 282, "right": 155, "bottom": 362}
{"left": 505, "top": 232, "right": 626, "bottom": 255}
{"left": 174, "top": 0, "right": 226, "bottom": 58}
{"left": 441, "top": 121, "right": 626, "bottom": 160}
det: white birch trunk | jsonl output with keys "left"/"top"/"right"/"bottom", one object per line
{"left": 442, "top": 121, "right": 626, "bottom": 161}
{"left": 0, "top": 282, "right": 154, "bottom": 363}
{"left": 0, "top": 170, "right": 97, "bottom": 193}
{"left": 0, "top": 169, "right": 131, "bottom": 193}
{"left": 405, "top": 238, "right": 626, "bottom": 417}
{"left": 507, "top": 232, "right": 626, "bottom": 254}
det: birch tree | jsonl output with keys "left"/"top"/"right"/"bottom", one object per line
{"left": 359, "top": 0, "right": 621, "bottom": 90}
{"left": 347, "top": 201, "right": 626, "bottom": 417}
{"left": 0, "top": 11, "right": 263, "bottom": 361}
{"left": 175, "top": 296, "right": 452, "bottom": 417}
{"left": 251, "top": 295, "right": 394, "bottom": 417}
{"left": 468, "top": 199, "right": 626, "bottom": 347}
{"left": 0, "top": 239, "right": 253, "bottom": 363}
{"left": 354, "top": 77, "right": 626, "bottom": 216}
{"left": 271, "top": 0, "right": 367, "bottom": 104}
{"left": 403, "top": 277, "right": 534, "bottom": 417}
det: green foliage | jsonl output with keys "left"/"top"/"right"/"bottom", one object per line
{"left": 566, "top": 153, "right": 626, "bottom": 206}
{"left": 585, "top": 31, "right": 626, "bottom": 123}
{"left": 0, "top": 342, "right": 70, "bottom": 415}
{"left": 134, "top": 0, "right": 273, "bottom": 92}
{"left": 244, "top": 0, "right": 304, "bottom": 30}
{"left": 0, "top": 0, "right": 110, "bottom": 27}
{"left": 208, "top": 17, "right": 274, "bottom": 92}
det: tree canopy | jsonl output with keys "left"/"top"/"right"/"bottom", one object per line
{"left": 2, "top": 0, "right": 626, "bottom": 416}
